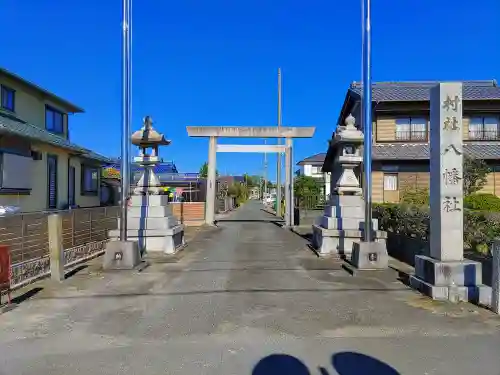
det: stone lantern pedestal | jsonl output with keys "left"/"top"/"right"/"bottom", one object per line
{"left": 312, "top": 115, "right": 388, "bottom": 268}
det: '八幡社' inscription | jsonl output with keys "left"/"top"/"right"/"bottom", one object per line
{"left": 443, "top": 196, "right": 461, "bottom": 213}
{"left": 442, "top": 168, "right": 461, "bottom": 185}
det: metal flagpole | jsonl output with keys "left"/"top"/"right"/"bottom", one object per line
{"left": 362, "top": 0, "right": 373, "bottom": 242}
{"left": 119, "top": 0, "right": 131, "bottom": 241}
{"left": 276, "top": 68, "right": 282, "bottom": 217}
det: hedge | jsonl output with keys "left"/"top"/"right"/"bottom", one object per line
{"left": 373, "top": 203, "right": 500, "bottom": 255}
{"left": 464, "top": 193, "right": 500, "bottom": 212}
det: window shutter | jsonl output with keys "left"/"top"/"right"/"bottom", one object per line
{"left": 48, "top": 156, "right": 57, "bottom": 208}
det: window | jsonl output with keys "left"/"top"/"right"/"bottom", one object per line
{"left": 469, "top": 116, "right": 499, "bottom": 140}
{"left": 311, "top": 166, "right": 321, "bottom": 174}
{"left": 1, "top": 85, "right": 15, "bottom": 112}
{"left": 81, "top": 165, "right": 99, "bottom": 195}
{"left": 395, "top": 117, "right": 427, "bottom": 141}
{"left": 383, "top": 173, "right": 398, "bottom": 191}
{"left": 45, "top": 106, "right": 64, "bottom": 133}
{"left": 0, "top": 152, "right": 33, "bottom": 193}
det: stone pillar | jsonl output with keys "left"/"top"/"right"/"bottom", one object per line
{"left": 288, "top": 138, "right": 295, "bottom": 226}
{"left": 48, "top": 214, "right": 64, "bottom": 282}
{"left": 284, "top": 139, "right": 291, "bottom": 227}
{"left": 430, "top": 83, "right": 464, "bottom": 260}
{"left": 492, "top": 240, "right": 500, "bottom": 314}
{"left": 410, "top": 83, "right": 489, "bottom": 303}
{"left": 276, "top": 151, "right": 282, "bottom": 218}
{"left": 206, "top": 136, "right": 217, "bottom": 225}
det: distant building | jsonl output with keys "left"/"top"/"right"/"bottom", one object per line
{"left": 296, "top": 152, "right": 330, "bottom": 199}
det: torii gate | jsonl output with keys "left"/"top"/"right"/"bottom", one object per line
{"left": 186, "top": 126, "right": 315, "bottom": 226}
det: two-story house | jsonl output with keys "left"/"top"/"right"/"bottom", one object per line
{"left": 323, "top": 80, "right": 500, "bottom": 203}
{"left": 0, "top": 67, "right": 111, "bottom": 212}
{"left": 296, "top": 152, "right": 331, "bottom": 199}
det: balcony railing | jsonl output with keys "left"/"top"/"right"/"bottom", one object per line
{"left": 394, "top": 130, "right": 428, "bottom": 142}
{"left": 468, "top": 129, "right": 500, "bottom": 140}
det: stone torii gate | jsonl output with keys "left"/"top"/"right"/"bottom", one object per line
{"left": 186, "top": 126, "right": 315, "bottom": 226}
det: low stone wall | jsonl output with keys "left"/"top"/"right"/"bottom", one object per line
{"left": 171, "top": 202, "right": 205, "bottom": 225}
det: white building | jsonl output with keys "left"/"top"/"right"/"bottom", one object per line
{"left": 296, "top": 152, "right": 330, "bottom": 200}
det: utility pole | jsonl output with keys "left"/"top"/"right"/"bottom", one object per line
{"left": 119, "top": 0, "right": 131, "bottom": 241}
{"left": 276, "top": 68, "right": 282, "bottom": 217}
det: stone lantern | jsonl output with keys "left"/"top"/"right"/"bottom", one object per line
{"left": 131, "top": 116, "right": 170, "bottom": 195}
{"left": 312, "top": 114, "right": 388, "bottom": 266}
{"left": 106, "top": 116, "right": 185, "bottom": 260}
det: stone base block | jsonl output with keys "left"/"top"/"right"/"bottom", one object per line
{"left": 311, "top": 224, "right": 387, "bottom": 257}
{"left": 410, "top": 275, "right": 492, "bottom": 306}
{"left": 329, "top": 195, "right": 363, "bottom": 207}
{"left": 110, "top": 225, "right": 185, "bottom": 255}
{"left": 129, "top": 195, "right": 170, "bottom": 206}
{"left": 128, "top": 205, "right": 172, "bottom": 218}
{"left": 414, "top": 255, "right": 482, "bottom": 286}
{"left": 324, "top": 205, "right": 364, "bottom": 218}
{"left": 103, "top": 240, "right": 141, "bottom": 270}
{"left": 118, "top": 216, "right": 178, "bottom": 230}
{"left": 351, "top": 241, "right": 389, "bottom": 270}
{"left": 320, "top": 216, "right": 378, "bottom": 231}
{"left": 410, "top": 255, "right": 492, "bottom": 305}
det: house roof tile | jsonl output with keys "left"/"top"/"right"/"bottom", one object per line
{"left": 373, "top": 142, "right": 500, "bottom": 160}
{"left": 297, "top": 152, "right": 327, "bottom": 166}
{"left": 349, "top": 80, "right": 500, "bottom": 102}
{"left": 0, "top": 112, "right": 111, "bottom": 163}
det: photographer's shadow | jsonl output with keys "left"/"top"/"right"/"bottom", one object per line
{"left": 252, "top": 352, "right": 400, "bottom": 375}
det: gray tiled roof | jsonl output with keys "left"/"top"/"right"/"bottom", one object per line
{"left": 373, "top": 143, "right": 500, "bottom": 160}
{"left": 349, "top": 80, "right": 500, "bottom": 102}
{"left": 0, "top": 112, "right": 111, "bottom": 163}
{"left": 297, "top": 152, "right": 326, "bottom": 166}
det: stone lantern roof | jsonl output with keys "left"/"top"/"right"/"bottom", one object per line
{"left": 131, "top": 116, "right": 171, "bottom": 147}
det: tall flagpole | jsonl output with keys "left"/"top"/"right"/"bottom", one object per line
{"left": 119, "top": 0, "right": 131, "bottom": 241}
{"left": 362, "top": 0, "right": 373, "bottom": 242}
{"left": 276, "top": 68, "right": 282, "bottom": 217}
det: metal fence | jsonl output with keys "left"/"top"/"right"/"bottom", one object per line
{"left": 0, "top": 206, "right": 119, "bottom": 288}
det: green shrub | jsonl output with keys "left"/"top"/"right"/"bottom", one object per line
{"left": 374, "top": 203, "right": 500, "bottom": 255}
{"left": 463, "top": 193, "right": 500, "bottom": 212}
{"left": 399, "top": 188, "right": 430, "bottom": 206}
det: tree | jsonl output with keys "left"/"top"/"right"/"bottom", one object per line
{"left": 199, "top": 162, "right": 219, "bottom": 178}
{"left": 294, "top": 175, "right": 322, "bottom": 198}
{"left": 463, "top": 156, "right": 490, "bottom": 196}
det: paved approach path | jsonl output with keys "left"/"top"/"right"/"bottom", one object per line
{"left": 1, "top": 201, "right": 500, "bottom": 374}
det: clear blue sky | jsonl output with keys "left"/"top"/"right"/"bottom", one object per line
{"left": 1, "top": 0, "right": 499, "bottom": 180}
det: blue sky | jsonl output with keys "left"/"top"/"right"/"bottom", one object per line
{"left": 1, "top": 0, "right": 499, "bottom": 180}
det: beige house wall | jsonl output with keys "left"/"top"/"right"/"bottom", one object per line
{"left": 0, "top": 74, "right": 69, "bottom": 138}
{"left": 0, "top": 143, "right": 100, "bottom": 212}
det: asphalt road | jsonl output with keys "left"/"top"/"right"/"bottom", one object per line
{"left": 0, "top": 200, "right": 499, "bottom": 374}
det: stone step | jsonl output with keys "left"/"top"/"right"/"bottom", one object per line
{"left": 324, "top": 205, "right": 364, "bottom": 218}
{"left": 129, "top": 195, "right": 170, "bottom": 207}
{"left": 320, "top": 216, "right": 378, "bottom": 231}
{"left": 117, "top": 216, "right": 178, "bottom": 230}
{"left": 128, "top": 205, "right": 173, "bottom": 218}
